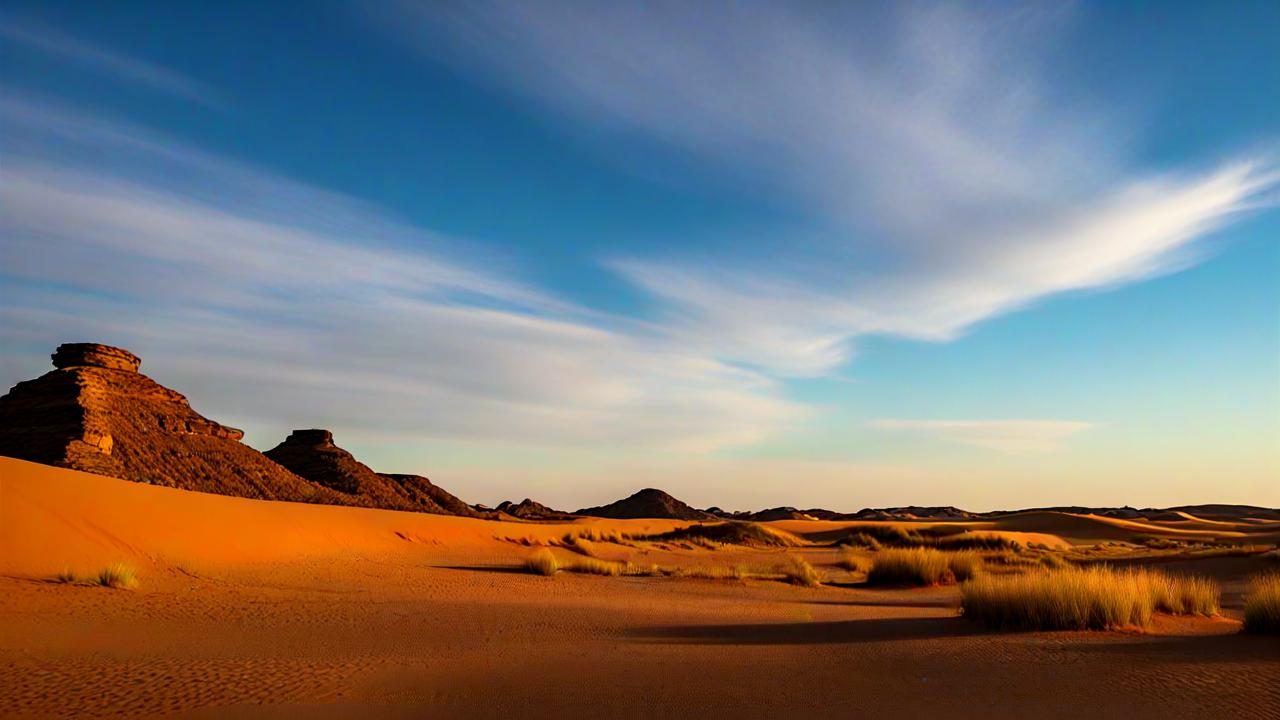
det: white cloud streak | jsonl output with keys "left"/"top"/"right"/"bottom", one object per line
{"left": 0, "top": 98, "right": 805, "bottom": 453}
{"left": 869, "top": 419, "right": 1094, "bottom": 454}
{"left": 0, "top": 15, "right": 223, "bottom": 109}
{"left": 382, "top": 1, "right": 1277, "bottom": 376}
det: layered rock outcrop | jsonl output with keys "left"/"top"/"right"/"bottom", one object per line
{"left": 0, "top": 343, "right": 346, "bottom": 503}
{"left": 264, "top": 429, "right": 471, "bottom": 515}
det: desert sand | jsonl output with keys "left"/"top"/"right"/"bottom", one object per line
{"left": 2, "top": 456, "right": 1277, "bottom": 719}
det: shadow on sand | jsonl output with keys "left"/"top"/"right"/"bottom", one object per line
{"left": 628, "top": 615, "right": 979, "bottom": 645}
{"left": 438, "top": 565, "right": 531, "bottom": 575}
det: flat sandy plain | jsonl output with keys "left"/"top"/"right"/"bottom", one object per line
{"left": 1, "top": 456, "right": 1277, "bottom": 719}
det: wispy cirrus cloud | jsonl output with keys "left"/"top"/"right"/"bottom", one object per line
{"left": 0, "top": 96, "right": 805, "bottom": 454}
{"left": 0, "top": 15, "right": 223, "bottom": 109}
{"left": 869, "top": 419, "right": 1094, "bottom": 454}
{"left": 379, "top": 1, "right": 1277, "bottom": 377}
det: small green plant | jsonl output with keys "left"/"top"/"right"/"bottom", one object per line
{"left": 1242, "top": 573, "right": 1280, "bottom": 634}
{"left": 95, "top": 563, "right": 138, "bottom": 589}
{"left": 524, "top": 548, "right": 559, "bottom": 576}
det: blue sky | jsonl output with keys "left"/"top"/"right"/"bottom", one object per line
{"left": 1, "top": 1, "right": 1277, "bottom": 510}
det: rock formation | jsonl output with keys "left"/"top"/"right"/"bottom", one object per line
{"left": 264, "top": 429, "right": 473, "bottom": 515}
{"left": 379, "top": 473, "right": 482, "bottom": 518}
{"left": 747, "top": 506, "right": 819, "bottom": 522}
{"left": 0, "top": 343, "right": 346, "bottom": 503}
{"left": 575, "top": 488, "right": 714, "bottom": 520}
{"left": 494, "top": 498, "right": 577, "bottom": 521}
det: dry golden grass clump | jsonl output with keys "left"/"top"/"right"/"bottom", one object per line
{"left": 562, "top": 535, "right": 601, "bottom": 557}
{"left": 1038, "top": 553, "right": 1070, "bottom": 570}
{"left": 960, "top": 566, "right": 1219, "bottom": 631}
{"left": 642, "top": 521, "right": 801, "bottom": 548}
{"left": 843, "top": 532, "right": 883, "bottom": 550}
{"left": 53, "top": 569, "right": 78, "bottom": 584}
{"left": 95, "top": 563, "right": 138, "bottom": 589}
{"left": 671, "top": 564, "right": 750, "bottom": 580}
{"left": 779, "top": 555, "right": 821, "bottom": 587}
{"left": 524, "top": 549, "right": 559, "bottom": 576}
{"left": 947, "top": 552, "right": 983, "bottom": 582}
{"left": 837, "top": 546, "right": 873, "bottom": 574}
{"left": 565, "top": 557, "right": 624, "bottom": 576}
{"left": 867, "top": 548, "right": 955, "bottom": 586}
{"left": 1148, "top": 572, "right": 1219, "bottom": 615}
{"left": 842, "top": 526, "right": 1022, "bottom": 552}
{"left": 1242, "top": 573, "right": 1280, "bottom": 634}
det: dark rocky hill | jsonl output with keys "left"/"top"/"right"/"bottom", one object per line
{"left": 576, "top": 488, "right": 713, "bottom": 520}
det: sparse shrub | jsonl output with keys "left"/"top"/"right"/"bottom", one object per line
{"left": 1132, "top": 535, "right": 1183, "bottom": 550}
{"left": 1148, "top": 572, "right": 1219, "bottom": 615}
{"left": 985, "top": 550, "right": 1036, "bottom": 567}
{"left": 53, "top": 569, "right": 78, "bottom": 584}
{"left": 844, "top": 533, "right": 883, "bottom": 550}
{"left": 1243, "top": 573, "right": 1280, "bottom": 634}
{"left": 842, "top": 526, "right": 1021, "bottom": 552}
{"left": 566, "top": 557, "right": 623, "bottom": 576}
{"left": 947, "top": 552, "right": 982, "bottom": 582}
{"left": 960, "top": 566, "right": 1219, "bottom": 631}
{"left": 561, "top": 535, "right": 600, "bottom": 557}
{"left": 673, "top": 564, "right": 747, "bottom": 580}
{"left": 524, "top": 549, "right": 559, "bottom": 576}
{"left": 934, "top": 534, "right": 1023, "bottom": 552}
{"left": 845, "top": 525, "right": 924, "bottom": 548}
{"left": 96, "top": 563, "right": 138, "bottom": 589}
{"left": 622, "top": 562, "right": 664, "bottom": 577}
{"left": 779, "top": 556, "right": 820, "bottom": 587}
{"left": 642, "top": 522, "right": 800, "bottom": 547}
{"left": 837, "top": 546, "right": 872, "bottom": 574}
{"left": 1038, "top": 553, "right": 1069, "bottom": 570}
{"left": 867, "top": 548, "right": 954, "bottom": 586}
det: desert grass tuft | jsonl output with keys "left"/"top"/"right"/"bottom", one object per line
{"left": 837, "top": 546, "right": 873, "bottom": 574}
{"left": 1038, "top": 553, "right": 1070, "bottom": 570}
{"left": 1242, "top": 573, "right": 1280, "bottom": 634}
{"left": 867, "top": 548, "right": 954, "bottom": 586}
{"left": 53, "top": 569, "right": 79, "bottom": 584}
{"left": 565, "top": 557, "right": 624, "bottom": 576}
{"left": 947, "top": 552, "right": 983, "bottom": 582}
{"left": 960, "top": 566, "right": 1219, "bottom": 631}
{"left": 843, "top": 533, "right": 883, "bottom": 550}
{"left": 1148, "top": 572, "right": 1219, "bottom": 615}
{"left": 641, "top": 521, "right": 801, "bottom": 548}
{"left": 524, "top": 548, "right": 559, "bottom": 576}
{"left": 778, "top": 555, "right": 821, "bottom": 587}
{"left": 95, "top": 563, "right": 138, "bottom": 589}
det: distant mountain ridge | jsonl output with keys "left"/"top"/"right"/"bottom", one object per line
{"left": 2, "top": 344, "right": 1276, "bottom": 524}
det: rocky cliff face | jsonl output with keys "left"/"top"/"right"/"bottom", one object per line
{"left": 264, "top": 429, "right": 470, "bottom": 515}
{"left": 0, "top": 343, "right": 346, "bottom": 504}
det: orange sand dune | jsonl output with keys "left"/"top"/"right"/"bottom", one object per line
{"left": 0, "top": 457, "right": 685, "bottom": 577}
{"left": 3, "top": 457, "right": 1278, "bottom": 719}
{"left": 767, "top": 518, "right": 1072, "bottom": 549}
